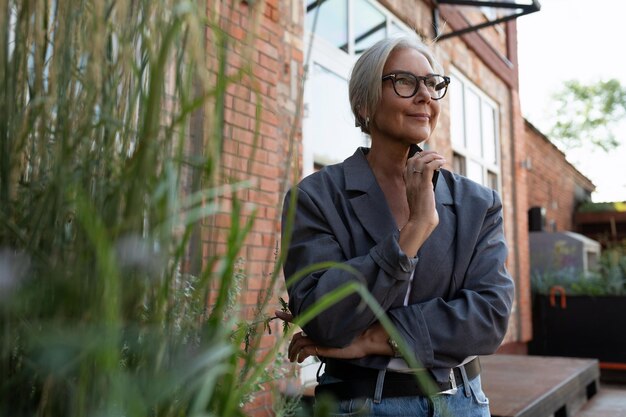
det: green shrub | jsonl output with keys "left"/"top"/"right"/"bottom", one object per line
{"left": 531, "top": 241, "right": 626, "bottom": 296}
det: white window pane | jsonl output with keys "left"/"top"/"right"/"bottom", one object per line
{"left": 450, "top": 76, "right": 465, "bottom": 147}
{"left": 306, "top": 0, "right": 348, "bottom": 51}
{"left": 465, "top": 89, "right": 482, "bottom": 157}
{"left": 467, "top": 159, "right": 484, "bottom": 185}
{"left": 305, "top": 63, "right": 367, "bottom": 166}
{"left": 353, "top": 0, "right": 386, "bottom": 54}
{"left": 482, "top": 101, "right": 497, "bottom": 165}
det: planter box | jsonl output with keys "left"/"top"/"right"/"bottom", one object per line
{"left": 529, "top": 293, "right": 626, "bottom": 364}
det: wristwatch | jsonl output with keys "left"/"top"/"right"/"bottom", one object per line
{"left": 387, "top": 337, "right": 402, "bottom": 358}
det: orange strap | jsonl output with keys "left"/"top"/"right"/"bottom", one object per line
{"left": 549, "top": 286, "right": 567, "bottom": 309}
{"left": 600, "top": 362, "right": 626, "bottom": 371}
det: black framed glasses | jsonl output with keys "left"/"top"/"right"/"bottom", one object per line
{"left": 382, "top": 72, "right": 451, "bottom": 100}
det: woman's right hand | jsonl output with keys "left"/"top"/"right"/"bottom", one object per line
{"left": 400, "top": 150, "right": 446, "bottom": 256}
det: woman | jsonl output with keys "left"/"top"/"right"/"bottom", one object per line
{"left": 279, "top": 35, "right": 514, "bottom": 416}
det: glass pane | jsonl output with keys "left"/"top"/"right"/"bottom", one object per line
{"left": 353, "top": 0, "right": 386, "bottom": 54}
{"left": 450, "top": 76, "right": 465, "bottom": 148}
{"left": 306, "top": 63, "right": 368, "bottom": 166}
{"left": 453, "top": 153, "right": 466, "bottom": 176}
{"left": 306, "top": 0, "right": 348, "bottom": 51}
{"left": 482, "top": 101, "right": 497, "bottom": 165}
{"left": 467, "top": 159, "right": 483, "bottom": 185}
{"left": 487, "top": 171, "right": 498, "bottom": 191}
{"left": 465, "top": 89, "right": 482, "bottom": 157}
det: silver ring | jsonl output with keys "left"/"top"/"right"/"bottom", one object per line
{"left": 413, "top": 169, "right": 422, "bottom": 174}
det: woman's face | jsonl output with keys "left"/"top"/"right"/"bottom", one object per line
{"left": 370, "top": 48, "right": 441, "bottom": 146}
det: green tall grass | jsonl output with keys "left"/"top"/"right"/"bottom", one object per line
{"left": 0, "top": 1, "right": 435, "bottom": 416}
{"left": 0, "top": 0, "right": 292, "bottom": 415}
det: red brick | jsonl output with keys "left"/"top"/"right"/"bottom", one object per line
{"left": 222, "top": 138, "right": 238, "bottom": 155}
{"left": 249, "top": 161, "right": 279, "bottom": 179}
{"left": 261, "top": 109, "right": 279, "bottom": 127}
{"left": 231, "top": 126, "right": 255, "bottom": 145}
{"left": 258, "top": 52, "right": 278, "bottom": 72}
{"left": 259, "top": 177, "right": 279, "bottom": 193}
{"left": 248, "top": 245, "right": 274, "bottom": 262}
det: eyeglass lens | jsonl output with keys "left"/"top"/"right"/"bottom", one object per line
{"left": 393, "top": 74, "right": 447, "bottom": 99}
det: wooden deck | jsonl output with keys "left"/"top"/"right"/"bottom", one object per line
{"left": 481, "top": 354, "right": 599, "bottom": 417}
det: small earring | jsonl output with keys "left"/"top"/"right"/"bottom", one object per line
{"left": 365, "top": 116, "right": 370, "bottom": 130}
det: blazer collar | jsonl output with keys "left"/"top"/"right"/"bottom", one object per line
{"left": 344, "top": 148, "right": 395, "bottom": 243}
{"left": 343, "top": 147, "right": 454, "bottom": 243}
{"left": 344, "top": 147, "right": 376, "bottom": 192}
{"left": 344, "top": 147, "right": 453, "bottom": 203}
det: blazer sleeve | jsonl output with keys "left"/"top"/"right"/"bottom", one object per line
{"left": 282, "top": 186, "right": 418, "bottom": 348}
{"left": 387, "top": 189, "right": 514, "bottom": 370}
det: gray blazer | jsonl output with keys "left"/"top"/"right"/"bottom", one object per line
{"left": 282, "top": 147, "right": 514, "bottom": 382}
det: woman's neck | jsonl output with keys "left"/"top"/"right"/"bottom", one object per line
{"left": 366, "top": 140, "right": 411, "bottom": 179}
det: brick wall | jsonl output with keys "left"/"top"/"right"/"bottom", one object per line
{"left": 199, "top": 0, "right": 304, "bottom": 415}
{"left": 524, "top": 120, "right": 594, "bottom": 232}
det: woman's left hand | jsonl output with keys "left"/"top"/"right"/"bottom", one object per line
{"left": 287, "top": 331, "right": 372, "bottom": 363}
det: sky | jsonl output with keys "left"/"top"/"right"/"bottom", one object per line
{"left": 516, "top": 0, "right": 626, "bottom": 202}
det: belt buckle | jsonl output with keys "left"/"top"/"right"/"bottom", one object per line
{"left": 440, "top": 368, "right": 458, "bottom": 395}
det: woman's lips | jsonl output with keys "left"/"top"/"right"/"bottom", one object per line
{"left": 408, "top": 112, "right": 430, "bottom": 120}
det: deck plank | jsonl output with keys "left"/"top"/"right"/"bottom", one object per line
{"left": 481, "top": 354, "right": 599, "bottom": 417}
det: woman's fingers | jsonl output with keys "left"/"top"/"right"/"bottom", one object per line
{"left": 288, "top": 332, "right": 316, "bottom": 362}
{"left": 276, "top": 314, "right": 316, "bottom": 362}
{"left": 406, "top": 151, "right": 446, "bottom": 181}
{"left": 274, "top": 310, "right": 293, "bottom": 322}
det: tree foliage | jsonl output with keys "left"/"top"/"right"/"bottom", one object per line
{"left": 549, "top": 79, "right": 626, "bottom": 152}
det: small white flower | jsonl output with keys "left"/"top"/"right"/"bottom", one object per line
{"left": 114, "top": 235, "right": 164, "bottom": 277}
{"left": 0, "top": 248, "right": 30, "bottom": 300}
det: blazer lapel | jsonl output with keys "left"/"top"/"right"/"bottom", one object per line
{"left": 344, "top": 148, "right": 398, "bottom": 244}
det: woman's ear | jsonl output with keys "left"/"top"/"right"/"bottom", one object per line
{"left": 356, "top": 106, "right": 368, "bottom": 127}
{"left": 355, "top": 105, "right": 371, "bottom": 133}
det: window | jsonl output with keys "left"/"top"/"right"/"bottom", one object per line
{"left": 302, "top": 0, "right": 412, "bottom": 176}
{"left": 449, "top": 70, "right": 501, "bottom": 191}
{"left": 305, "top": 0, "right": 348, "bottom": 51}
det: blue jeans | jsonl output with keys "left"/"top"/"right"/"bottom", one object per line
{"left": 315, "top": 373, "right": 490, "bottom": 417}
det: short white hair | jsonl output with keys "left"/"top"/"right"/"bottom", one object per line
{"left": 349, "top": 35, "right": 443, "bottom": 134}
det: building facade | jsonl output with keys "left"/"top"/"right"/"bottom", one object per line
{"left": 203, "top": 0, "right": 542, "bottom": 414}
{"left": 524, "top": 120, "right": 595, "bottom": 233}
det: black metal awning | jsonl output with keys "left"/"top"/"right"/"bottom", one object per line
{"left": 433, "top": 0, "right": 541, "bottom": 41}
